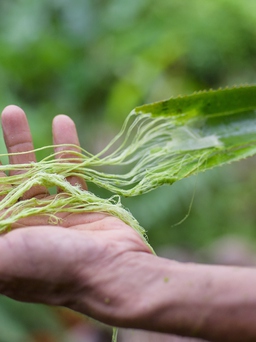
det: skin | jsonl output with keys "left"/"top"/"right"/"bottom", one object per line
{"left": 0, "top": 105, "right": 256, "bottom": 342}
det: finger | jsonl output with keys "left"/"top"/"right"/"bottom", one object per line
{"left": 52, "top": 115, "right": 87, "bottom": 190}
{"left": 0, "top": 162, "right": 11, "bottom": 200}
{"left": 1, "top": 105, "right": 49, "bottom": 199}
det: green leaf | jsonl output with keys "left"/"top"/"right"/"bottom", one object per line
{"left": 134, "top": 85, "right": 256, "bottom": 182}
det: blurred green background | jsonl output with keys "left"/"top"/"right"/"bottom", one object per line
{"left": 0, "top": 0, "right": 256, "bottom": 341}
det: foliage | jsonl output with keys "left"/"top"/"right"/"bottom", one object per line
{"left": 0, "top": 296, "right": 71, "bottom": 342}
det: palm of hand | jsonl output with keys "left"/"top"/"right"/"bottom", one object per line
{"left": 0, "top": 106, "right": 151, "bottom": 326}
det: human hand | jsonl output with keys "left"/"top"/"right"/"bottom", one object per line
{"left": 0, "top": 105, "right": 152, "bottom": 327}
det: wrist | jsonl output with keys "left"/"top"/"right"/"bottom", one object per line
{"left": 91, "top": 252, "right": 181, "bottom": 329}
{"left": 116, "top": 253, "right": 183, "bottom": 330}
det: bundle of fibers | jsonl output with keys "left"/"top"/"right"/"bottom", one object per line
{"left": 0, "top": 86, "right": 256, "bottom": 245}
